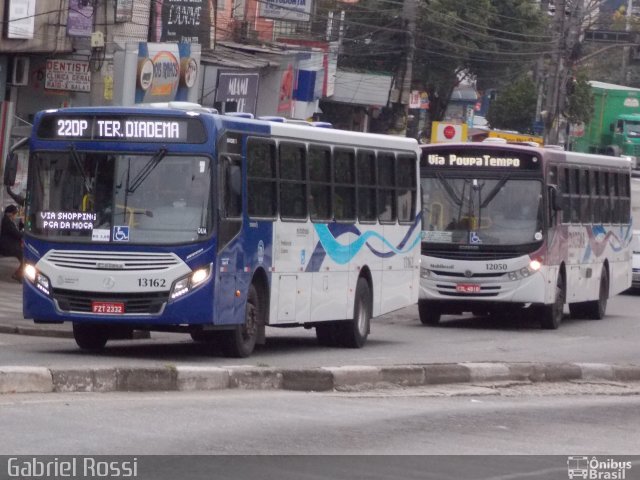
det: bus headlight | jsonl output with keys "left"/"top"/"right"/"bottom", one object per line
{"left": 24, "top": 264, "right": 51, "bottom": 296}
{"left": 506, "top": 259, "right": 542, "bottom": 282}
{"left": 170, "top": 264, "right": 212, "bottom": 300}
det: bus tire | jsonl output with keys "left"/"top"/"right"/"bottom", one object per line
{"left": 190, "top": 331, "right": 217, "bottom": 343}
{"left": 315, "top": 323, "right": 339, "bottom": 347}
{"left": 540, "top": 273, "right": 565, "bottom": 330}
{"left": 337, "top": 277, "right": 371, "bottom": 348}
{"left": 418, "top": 300, "right": 441, "bottom": 325}
{"left": 221, "top": 284, "right": 260, "bottom": 358}
{"left": 584, "top": 267, "right": 609, "bottom": 320}
{"left": 72, "top": 323, "right": 109, "bottom": 351}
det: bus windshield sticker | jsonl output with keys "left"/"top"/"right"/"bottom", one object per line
{"left": 469, "top": 231, "right": 482, "bottom": 244}
{"left": 37, "top": 211, "right": 96, "bottom": 231}
{"left": 423, "top": 231, "right": 453, "bottom": 243}
{"left": 113, "top": 226, "right": 130, "bottom": 241}
{"left": 92, "top": 229, "right": 110, "bottom": 242}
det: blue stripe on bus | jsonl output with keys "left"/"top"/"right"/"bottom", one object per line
{"left": 305, "top": 214, "right": 422, "bottom": 271}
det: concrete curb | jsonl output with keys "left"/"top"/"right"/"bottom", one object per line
{"left": 1, "top": 362, "right": 639, "bottom": 395}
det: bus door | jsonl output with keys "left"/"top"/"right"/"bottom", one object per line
{"left": 217, "top": 154, "right": 243, "bottom": 324}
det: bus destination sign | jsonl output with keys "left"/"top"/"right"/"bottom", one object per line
{"left": 421, "top": 149, "right": 539, "bottom": 170}
{"left": 37, "top": 115, "right": 207, "bottom": 143}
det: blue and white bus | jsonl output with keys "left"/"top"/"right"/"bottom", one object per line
{"left": 419, "top": 141, "right": 632, "bottom": 329}
{"left": 17, "top": 104, "right": 421, "bottom": 357}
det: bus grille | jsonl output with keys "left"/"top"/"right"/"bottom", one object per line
{"left": 53, "top": 289, "right": 168, "bottom": 314}
{"left": 422, "top": 247, "right": 522, "bottom": 261}
{"left": 44, "top": 250, "right": 180, "bottom": 271}
{"left": 431, "top": 270, "right": 505, "bottom": 278}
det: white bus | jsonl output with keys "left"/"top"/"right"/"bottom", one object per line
{"left": 15, "top": 105, "right": 421, "bottom": 357}
{"left": 419, "top": 142, "right": 632, "bottom": 329}
{"left": 631, "top": 176, "right": 640, "bottom": 289}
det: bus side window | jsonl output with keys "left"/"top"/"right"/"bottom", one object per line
{"left": 601, "top": 171, "right": 610, "bottom": 223}
{"left": 397, "top": 154, "right": 417, "bottom": 223}
{"left": 378, "top": 152, "right": 396, "bottom": 223}
{"left": 223, "top": 155, "right": 242, "bottom": 218}
{"left": 560, "top": 167, "right": 571, "bottom": 224}
{"left": 309, "top": 144, "right": 332, "bottom": 221}
{"left": 591, "top": 168, "right": 600, "bottom": 224}
{"left": 356, "top": 150, "right": 377, "bottom": 223}
{"left": 571, "top": 168, "right": 581, "bottom": 224}
{"left": 247, "top": 138, "right": 277, "bottom": 218}
{"left": 580, "top": 169, "right": 590, "bottom": 223}
{"left": 279, "top": 142, "right": 307, "bottom": 220}
{"left": 334, "top": 148, "right": 356, "bottom": 221}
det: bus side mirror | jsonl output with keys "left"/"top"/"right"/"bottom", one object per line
{"left": 549, "top": 185, "right": 563, "bottom": 211}
{"left": 3, "top": 152, "right": 18, "bottom": 187}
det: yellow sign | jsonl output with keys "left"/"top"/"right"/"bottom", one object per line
{"left": 488, "top": 131, "right": 543, "bottom": 145}
{"left": 431, "top": 122, "right": 468, "bottom": 143}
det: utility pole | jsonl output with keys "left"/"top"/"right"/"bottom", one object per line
{"left": 389, "top": 0, "right": 416, "bottom": 135}
{"left": 544, "top": 0, "right": 567, "bottom": 145}
{"left": 544, "top": 0, "right": 584, "bottom": 146}
{"left": 622, "top": 0, "right": 634, "bottom": 84}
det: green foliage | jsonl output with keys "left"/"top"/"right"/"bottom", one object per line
{"left": 565, "top": 72, "right": 594, "bottom": 125}
{"left": 412, "top": 0, "right": 548, "bottom": 121}
{"left": 486, "top": 76, "right": 537, "bottom": 132}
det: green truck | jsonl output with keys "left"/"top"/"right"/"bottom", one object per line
{"left": 570, "top": 81, "right": 640, "bottom": 164}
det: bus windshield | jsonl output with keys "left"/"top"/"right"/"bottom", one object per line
{"left": 27, "top": 151, "right": 213, "bottom": 244}
{"left": 421, "top": 175, "right": 542, "bottom": 246}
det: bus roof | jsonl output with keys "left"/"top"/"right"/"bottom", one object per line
{"left": 420, "top": 142, "right": 633, "bottom": 170}
{"left": 34, "top": 106, "right": 420, "bottom": 153}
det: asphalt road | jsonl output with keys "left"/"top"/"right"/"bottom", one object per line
{"left": 1, "top": 292, "right": 639, "bottom": 369}
{"left": 2, "top": 382, "right": 640, "bottom": 455}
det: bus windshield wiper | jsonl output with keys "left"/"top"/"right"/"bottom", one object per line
{"left": 436, "top": 173, "right": 463, "bottom": 206}
{"left": 480, "top": 174, "right": 509, "bottom": 208}
{"left": 69, "top": 146, "right": 93, "bottom": 194}
{"left": 127, "top": 147, "right": 167, "bottom": 193}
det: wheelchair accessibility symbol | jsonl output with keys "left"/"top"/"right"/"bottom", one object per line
{"left": 113, "top": 226, "right": 130, "bottom": 242}
{"left": 469, "top": 231, "right": 482, "bottom": 244}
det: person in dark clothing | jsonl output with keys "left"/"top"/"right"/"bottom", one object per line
{"left": 0, "top": 205, "right": 24, "bottom": 281}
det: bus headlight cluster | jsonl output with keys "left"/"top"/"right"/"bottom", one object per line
{"left": 507, "top": 259, "right": 542, "bottom": 281}
{"left": 170, "top": 264, "right": 212, "bottom": 300}
{"left": 24, "top": 264, "right": 51, "bottom": 296}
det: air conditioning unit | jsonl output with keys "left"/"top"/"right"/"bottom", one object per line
{"left": 8, "top": 57, "right": 29, "bottom": 86}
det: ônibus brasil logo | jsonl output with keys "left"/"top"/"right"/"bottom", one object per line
{"left": 567, "top": 456, "right": 632, "bottom": 479}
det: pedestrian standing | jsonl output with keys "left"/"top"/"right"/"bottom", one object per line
{"left": 0, "top": 205, "right": 24, "bottom": 281}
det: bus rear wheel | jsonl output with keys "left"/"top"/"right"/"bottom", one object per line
{"left": 221, "top": 284, "right": 260, "bottom": 358}
{"left": 336, "top": 277, "right": 371, "bottom": 348}
{"left": 418, "top": 300, "right": 441, "bottom": 325}
{"left": 569, "top": 268, "right": 609, "bottom": 320}
{"left": 584, "top": 268, "right": 609, "bottom": 320}
{"left": 540, "top": 273, "right": 565, "bottom": 330}
{"left": 72, "top": 323, "right": 109, "bottom": 351}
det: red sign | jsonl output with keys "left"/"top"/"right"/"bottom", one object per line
{"left": 443, "top": 125, "right": 456, "bottom": 139}
{"left": 92, "top": 302, "right": 125, "bottom": 314}
{"left": 455, "top": 284, "right": 481, "bottom": 294}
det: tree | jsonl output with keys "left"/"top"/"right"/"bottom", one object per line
{"left": 564, "top": 71, "right": 594, "bottom": 126}
{"left": 412, "top": 0, "right": 548, "bottom": 122}
{"left": 486, "top": 76, "right": 537, "bottom": 132}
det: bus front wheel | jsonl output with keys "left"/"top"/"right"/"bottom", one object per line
{"left": 418, "top": 300, "right": 441, "bottom": 325}
{"left": 221, "top": 284, "right": 260, "bottom": 358}
{"left": 72, "top": 323, "right": 109, "bottom": 351}
{"left": 540, "top": 273, "right": 565, "bottom": 329}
